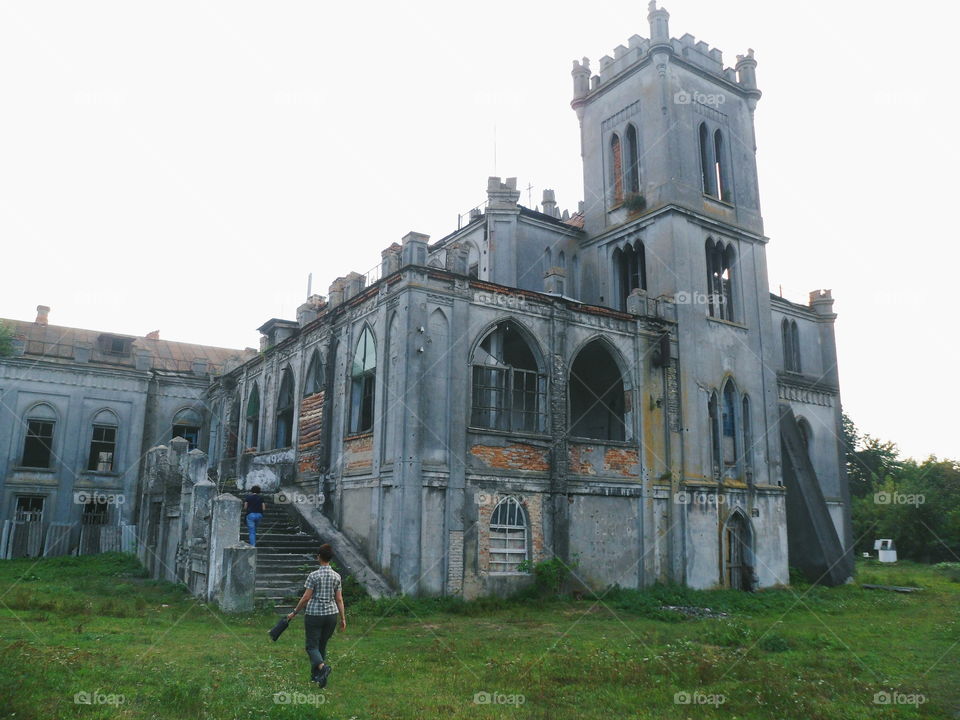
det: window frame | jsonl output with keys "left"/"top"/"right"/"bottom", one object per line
{"left": 488, "top": 496, "right": 530, "bottom": 574}
{"left": 21, "top": 418, "right": 55, "bottom": 469}
{"left": 87, "top": 423, "right": 118, "bottom": 472}
{"left": 348, "top": 327, "right": 377, "bottom": 436}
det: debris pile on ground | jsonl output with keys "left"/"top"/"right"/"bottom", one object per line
{"left": 660, "top": 605, "right": 729, "bottom": 618}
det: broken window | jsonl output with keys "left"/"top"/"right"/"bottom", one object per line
{"left": 614, "top": 241, "right": 647, "bottom": 311}
{"left": 705, "top": 239, "right": 736, "bottom": 321}
{"left": 610, "top": 133, "right": 624, "bottom": 205}
{"left": 471, "top": 322, "right": 546, "bottom": 433}
{"left": 172, "top": 408, "right": 202, "bottom": 450}
{"left": 15, "top": 495, "right": 44, "bottom": 523}
{"left": 21, "top": 406, "right": 56, "bottom": 468}
{"left": 245, "top": 383, "right": 260, "bottom": 450}
{"left": 625, "top": 123, "right": 640, "bottom": 195}
{"left": 304, "top": 350, "right": 324, "bottom": 396}
{"left": 275, "top": 368, "right": 295, "bottom": 448}
{"left": 489, "top": 496, "right": 529, "bottom": 573}
{"left": 569, "top": 340, "right": 626, "bottom": 441}
{"left": 88, "top": 424, "right": 117, "bottom": 472}
{"left": 349, "top": 327, "right": 377, "bottom": 435}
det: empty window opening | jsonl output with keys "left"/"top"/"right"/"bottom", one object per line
{"left": 625, "top": 124, "right": 640, "bottom": 195}
{"left": 708, "top": 392, "right": 721, "bottom": 478}
{"left": 797, "top": 417, "right": 813, "bottom": 456}
{"left": 741, "top": 395, "right": 753, "bottom": 478}
{"left": 699, "top": 123, "right": 716, "bottom": 196}
{"left": 471, "top": 323, "right": 546, "bottom": 433}
{"left": 245, "top": 384, "right": 260, "bottom": 450}
{"left": 782, "top": 319, "right": 802, "bottom": 373}
{"left": 88, "top": 424, "right": 117, "bottom": 472}
{"left": 15, "top": 496, "right": 44, "bottom": 523}
{"left": 615, "top": 241, "right": 647, "bottom": 310}
{"left": 275, "top": 368, "right": 295, "bottom": 448}
{"left": 489, "top": 496, "right": 529, "bottom": 573}
{"left": 714, "top": 129, "right": 731, "bottom": 202}
{"left": 610, "top": 133, "right": 624, "bottom": 205}
{"left": 172, "top": 408, "right": 202, "bottom": 450}
{"left": 722, "top": 381, "right": 738, "bottom": 468}
{"left": 349, "top": 327, "right": 377, "bottom": 435}
{"left": 304, "top": 351, "right": 324, "bottom": 396}
{"left": 569, "top": 341, "right": 626, "bottom": 441}
{"left": 706, "top": 240, "right": 736, "bottom": 321}
{"left": 22, "top": 419, "right": 54, "bottom": 469}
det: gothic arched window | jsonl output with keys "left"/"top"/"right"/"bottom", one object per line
{"left": 349, "top": 327, "right": 377, "bottom": 435}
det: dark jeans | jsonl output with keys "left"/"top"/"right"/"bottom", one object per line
{"left": 304, "top": 612, "right": 338, "bottom": 669}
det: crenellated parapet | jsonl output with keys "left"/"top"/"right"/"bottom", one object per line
{"left": 572, "top": 2, "right": 760, "bottom": 103}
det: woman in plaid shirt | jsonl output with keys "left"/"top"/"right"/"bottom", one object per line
{"left": 287, "top": 543, "right": 346, "bottom": 686}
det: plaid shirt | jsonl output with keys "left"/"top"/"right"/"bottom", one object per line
{"left": 304, "top": 565, "right": 341, "bottom": 616}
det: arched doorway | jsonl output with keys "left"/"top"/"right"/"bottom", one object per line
{"left": 724, "top": 512, "right": 753, "bottom": 590}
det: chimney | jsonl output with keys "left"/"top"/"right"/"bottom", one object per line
{"left": 35, "top": 305, "right": 50, "bottom": 326}
{"left": 145, "top": 330, "right": 160, "bottom": 340}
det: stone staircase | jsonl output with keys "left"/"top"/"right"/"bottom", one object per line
{"left": 238, "top": 499, "right": 317, "bottom": 613}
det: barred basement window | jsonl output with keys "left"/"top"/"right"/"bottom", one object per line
{"left": 489, "top": 496, "right": 529, "bottom": 573}
{"left": 81, "top": 499, "right": 108, "bottom": 526}
{"left": 15, "top": 496, "right": 44, "bottom": 523}
{"left": 88, "top": 424, "right": 117, "bottom": 472}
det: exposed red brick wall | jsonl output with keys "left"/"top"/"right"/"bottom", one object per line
{"left": 569, "top": 442, "right": 641, "bottom": 478}
{"left": 344, "top": 432, "right": 374, "bottom": 474}
{"left": 297, "top": 391, "right": 324, "bottom": 477}
{"left": 469, "top": 443, "right": 549, "bottom": 472}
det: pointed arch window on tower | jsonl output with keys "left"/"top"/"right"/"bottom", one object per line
{"left": 615, "top": 241, "right": 647, "bottom": 311}
{"left": 610, "top": 133, "right": 624, "bottom": 205}
{"left": 708, "top": 392, "right": 721, "bottom": 478}
{"left": 741, "top": 395, "right": 753, "bottom": 479}
{"left": 625, "top": 124, "right": 640, "bottom": 196}
{"left": 721, "top": 381, "right": 738, "bottom": 469}
{"left": 699, "top": 123, "right": 717, "bottom": 197}
{"left": 706, "top": 240, "right": 736, "bottom": 322}
{"left": 714, "top": 129, "right": 731, "bottom": 202}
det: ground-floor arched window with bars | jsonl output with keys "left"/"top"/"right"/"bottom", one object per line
{"left": 489, "top": 496, "right": 529, "bottom": 573}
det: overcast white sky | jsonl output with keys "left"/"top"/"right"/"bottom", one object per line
{"left": 1, "top": 1, "right": 956, "bottom": 461}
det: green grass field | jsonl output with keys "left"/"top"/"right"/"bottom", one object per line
{"left": 0, "top": 554, "right": 957, "bottom": 719}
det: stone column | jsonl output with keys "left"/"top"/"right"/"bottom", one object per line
{"left": 218, "top": 544, "right": 257, "bottom": 613}
{"left": 208, "top": 494, "right": 242, "bottom": 601}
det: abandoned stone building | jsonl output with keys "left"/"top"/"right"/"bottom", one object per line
{"left": 0, "top": 307, "right": 249, "bottom": 558}
{"left": 0, "top": 3, "right": 852, "bottom": 599}
{"left": 201, "top": 3, "right": 853, "bottom": 597}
